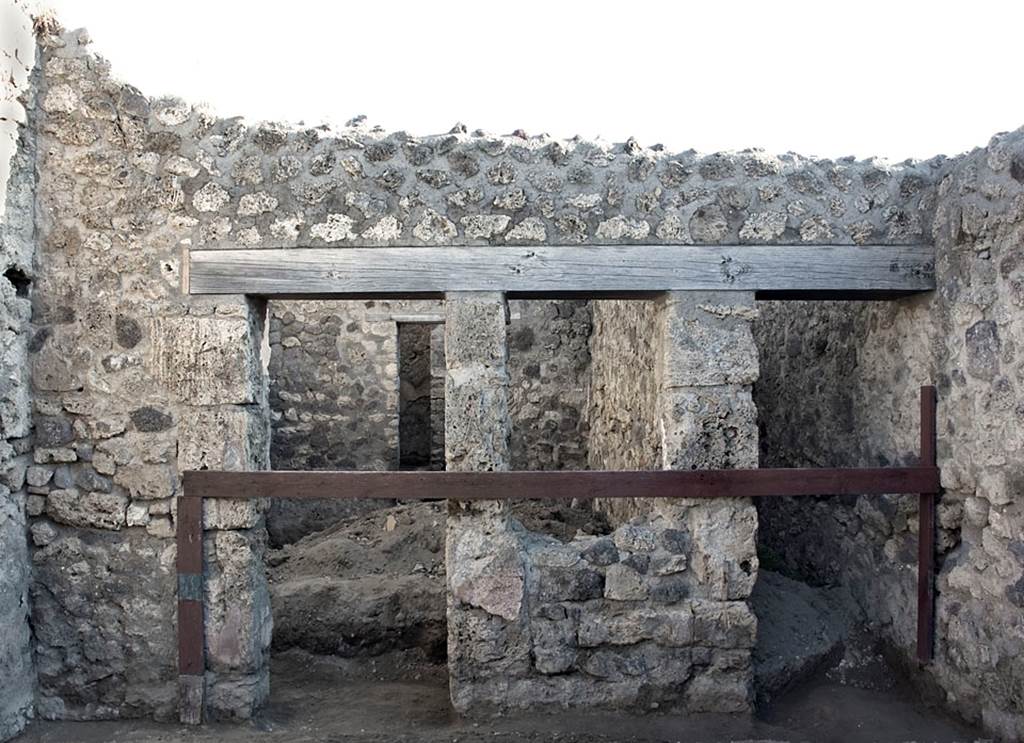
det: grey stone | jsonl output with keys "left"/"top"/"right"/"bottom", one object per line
{"left": 534, "top": 563, "right": 604, "bottom": 603}
{"left": 115, "top": 316, "right": 142, "bottom": 349}
{"left": 46, "top": 489, "right": 128, "bottom": 530}
{"left": 647, "top": 574, "right": 690, "bottom": 603}
{"left": 578, "top": 604, "right": 693, "bottom": 648}
{"left": 965, "top": 320, "right": 1000, "bottom": 381}
{"left": 605, "top": 563, "right": 649, "bottom": 601}
{"left": 35, "top": 415, "right": 73, "bottom": 447}
{"left": 26, "top": 465, "right": 52, "bottom": 488}
{"left": 581, "top": 537, "right": 619, "bottom": 566}
{"left": 74, "top": 466, "right": 111, "bottom": 493}
{"left": 113, "top": 464, "right": 175, "bottom": 500}
{"left": 52, "top": 465, "right": 74, "bottom": 489}
{"left": 532, "top": 618, "right": 577, "bottom": 674}
{"left": 130, "top": 406, "right": 173, "bottom": 433}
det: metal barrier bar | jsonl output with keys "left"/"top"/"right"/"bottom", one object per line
{"left": 182, "top": 467, "right": 939, "bottom": 501}
{"left": 917, "top": 385, "right": 938, "bottom": 664}
{"left": 175, "top": 495, "right": 204, "bottom": 724}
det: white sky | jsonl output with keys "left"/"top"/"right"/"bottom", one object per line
{"left": 37, "top": 0, "right": 1024, "bottom": 160}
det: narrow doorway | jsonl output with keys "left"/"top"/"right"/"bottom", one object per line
{"left": 397, "top": 322, "right": 445, "bottom": 471}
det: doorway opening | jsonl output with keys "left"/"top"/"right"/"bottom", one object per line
{"left": 397, "top": 322, "right": 445, "bottom": 471}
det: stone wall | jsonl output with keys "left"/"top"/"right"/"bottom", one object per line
{"left": 587, "top": 300, "right": 662, "bottom": 526}
{"left": 10, "top": 15, "right": 976, "bottom": 729}
{"left": 26, "top": 29, "right": 272, "bottom": 722}
{"left": 0, "top": 3, "right": 38, "bottom": 739}
{"left": 264, "top": 297, "right": 590, "bottom": 544}
{"left": 446, "top": 293, "right": 759, "bottom": 713}
{"left": 754, "top": 128, "right": 1024, "bottom": 741}
{"left": 507, "top": 299, "right": 591, "bottom": 471}
{"left": 265, "top": 298, "right": 435, "bottom": 545}
{"left": 268, "top": 299, "right": 591, "bottom": 474}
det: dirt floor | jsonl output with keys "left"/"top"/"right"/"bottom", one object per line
{"left": 266, "top": 500, "right": 611, "bottom": 660}
{"left": 17, "top": 649, "right": 986, "bottom": 743}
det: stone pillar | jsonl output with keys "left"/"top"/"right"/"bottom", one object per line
{"left": 443, "top": 292, "right": 526, "bottom": 712}
{"left": 170, "top": 298, "right": 272, "bottom": 720}
{"left": 655, "top": 291, "right": 760, "bottom": 712}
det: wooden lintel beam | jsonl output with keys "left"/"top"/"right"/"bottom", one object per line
{"left": 187, "top": 245, "right": 934, "bottom": 299}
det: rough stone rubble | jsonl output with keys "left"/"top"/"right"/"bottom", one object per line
{"left": 0, "top": 15, "right": 1020, "bottom": 743}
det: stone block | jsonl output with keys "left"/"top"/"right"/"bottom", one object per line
{"left": 532, "top": 617, "right": 578, "bottom": 674}
{"left": 204, "top": 529, "right": 272, "bottom": 677}
{"left": 26, "top": 495, "right": 46, "bottom": 516}
{"left": 684, "top": 668, "right": 752, "bottom": 713}
{"left": 660, "top": 292, "right": 759, "bottom": 387}
{"left": 534, "top": 563, "right": 604, "bottom": 603}
{"left": 659, "top": 386, "right": 759, "bottom": 471}
{"left": 605, "top": 563, "right": 649, "bottom": 601}
{"left": 177, "top": 405, "right": 268, "bottom": 473}
{"left": 126, "top": 502, "right": 150, "bottom": 527}
{"left": 26, "top": 465, "right": 53, "bottom": 488}
{"left": 447, "top": 607, "right": 532, "bottom": 687}
{"left": 113, "top": 464, "right": 176, "bottom": 500}
{"left": 577, "top": 604, "right": 694, "bottom": 648}
{"left": 448, "top": 524, "right": 524, "bottom": 621}
{"left": 612, "top": 522, "right": 658, "bottom": 552}
{"left": 35, "top": 415, "right": 74, "bottom": 448}
{"left": 46, "top": 488, "right": 128, "bottom": 530}
{"left": 580, "top": 644, "right": 693, "bottom": 685}
{"left": 692, "top": 600, "right": 758, "bottom": 649}
{"left": 145, "top": 316, "right": 262, "bottom": 406}
{"left": 444, "top": 293, "right": 507, "bottom": 368}
{"left": 529, "top": 539, "right": 604, "bottom": 603}
{"left": 647, "top": 574, "right": 691, "bottom": 603}
{"left": 580, "top": 537, "right": 619, "bottom": 566}
{"left": 34, "top": 447, "right": 76, "bottom": 464}
{"left": 686, "top": 501, "right": 758, "bottom": 601}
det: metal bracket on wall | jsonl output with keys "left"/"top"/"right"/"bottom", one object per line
{"left": 175, "top": 386, "right": 940, "bottom": 724}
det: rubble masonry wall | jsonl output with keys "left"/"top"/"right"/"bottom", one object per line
{"left": 754, "top": 129, "right": 1024, "bottom": 741}
{"left": 265, "top": 297, "right": 591, "bottom": 545}
{"left": 10, "top": 21, "right": 953, "bottom": 730}
{"left": 0, "top": 2, "right": 39, "bottom": 739}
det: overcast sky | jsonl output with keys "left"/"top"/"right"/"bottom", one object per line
{"left": 39, "top": 0, "right": 1024, "bottom": 161}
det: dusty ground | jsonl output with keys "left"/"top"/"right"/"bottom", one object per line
{"left": 17, "top": 649, "right": 986, "bottom": 743}
{"left": 268, "top": 501, "right": 448, "bottom": 659}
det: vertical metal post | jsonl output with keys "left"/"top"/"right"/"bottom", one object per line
{"left": 177, "top": 494, "right": 205, "bottom": 724}
{"left": 917, "top": 385, "right": 937, "bottom": 664}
